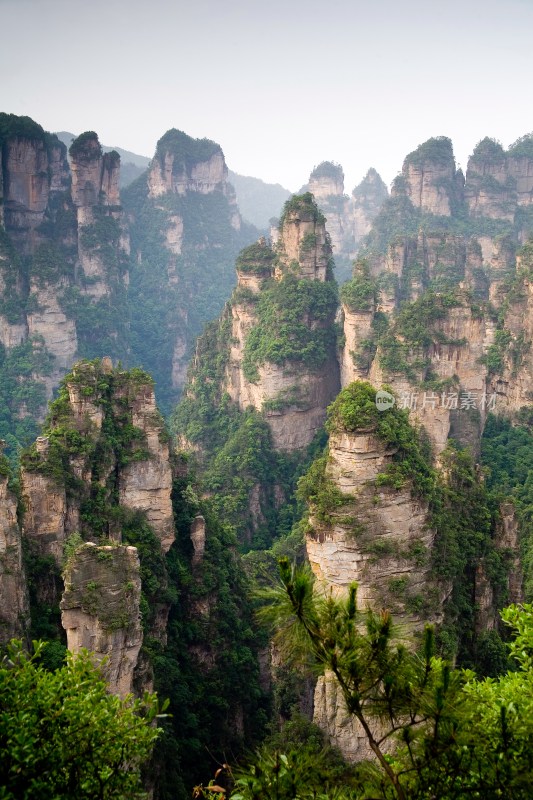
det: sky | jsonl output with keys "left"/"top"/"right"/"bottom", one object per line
{"left": 1, "top": 0, "right": 532, "bottom": 192}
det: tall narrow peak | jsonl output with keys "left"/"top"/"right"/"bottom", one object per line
{"left": 227, "top": 194, "right": 340, "bottom": 450}
{"left": 69, "top": 132, "right": 129, "bottom": 299}
{"left": 394, "top": 136, "right": 462, "bottom": 216}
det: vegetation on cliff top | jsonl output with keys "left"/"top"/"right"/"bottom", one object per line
{"left": 155, "top": 128, "right": 221, "bottom": 171}
{"left": 0, "top": 112, "right": 45, "bottom": 144}
{"left": 279, "top": 192, "right": 326, "bottom": 226}
{"left": 235, "top": 240, "right": 275, "bottom": 275}
{"left": 404, "top": 136, "right": 455, "bottom": 168}
{"left": 309, "top": 161, "right": 344, "bottom": 182}
{"left": 69, "top": 130, "right": 102, "bottom": 159}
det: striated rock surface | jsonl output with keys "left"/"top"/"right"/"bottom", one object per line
{"left": 61, "top": 542, "right": 142, "bottom": 697}
{"left": 118, "top": 381, "right": 174, "bottom": 552}
{"left": 306, "top": 424, "right": 438, "bottom": 625}
{"left": 0, "top": 117, "right": 130, "bottom": 429}
{"left": 0, "top": 459, "right": 29, "bottom": 643}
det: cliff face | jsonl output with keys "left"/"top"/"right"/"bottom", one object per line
{"left": 61, "top": 542, "right": 142, "bottom": 697}
{"left": 224, "top": 196, "right": 340, "bottom": 451}
{"left": 0, "top": 117, "right": 130, "bottom": 455}
{"left": 0, "top": 115, "right": 257, "bottom": 458}
{"left": 394, "top": 137, "right": 462, "bottom": 216}
{"left": 17, "top": 360, "right": 175, "bottom": 695}
{"left": 300, "top": 135, "right": 533, "bottom": 758}
{"left": 465, "top": 136, "right": 533, "bottom": 231}
{"left": 306, "top": 425, "right": 437, "bottom": 624}
{"left": 0, "top": 455, "right": 29, "bottom": 643}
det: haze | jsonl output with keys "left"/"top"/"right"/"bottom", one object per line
{"left": 1, "top": 0, "right": 532, "bottom": 191}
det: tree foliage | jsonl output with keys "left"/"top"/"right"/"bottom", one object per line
{"left": 0, "top": 641, "right": 161, "bottom": 800}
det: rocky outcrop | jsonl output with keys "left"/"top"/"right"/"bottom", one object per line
{"left": 314, "top": 672, "right": 390, "bottom": 763}
{"left": 61, "top": 542, "right": 142, "bottom": 697}
{"left": 118, "top": 381, "right": 174, "bottom": 553}
{"left": 190, "top": 515, "right": 206, "bottom": 566}
{"left": 0, "top": 458, "right": 29, "bottom": 643}
{"left": 465, "top": 136, "right": 533, "bottom": 228}
{"left": 69, "top": 133, "right": 129, "bottom": 300}
{"left": 21, "top": 360, "right": 175, "bottom": 559}
{"left": 225, "top": 198, "right": 340, "bottom": 451}
{"left": 306, "top": 426, "right": 438, "bottom": 625}
{"left": 0, "top": 117, "right": 131, "bottom": 426}
{"left": 393, "top": 137, "right": 462, "bottom": 216}
{"left": 21, "top": 437, "right": 69, "bottom": 565}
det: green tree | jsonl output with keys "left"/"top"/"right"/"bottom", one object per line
{"left": 0, "top": 641, "right": 162, "bottom": 800}
{"left": 246, "top": 560, "right": 533, "bottom": 800}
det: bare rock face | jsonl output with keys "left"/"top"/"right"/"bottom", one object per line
{"left": 314, "top": 672, "right": 390, "bottom": 762}
{"left": 190, "top": 515, "right": 206, "bottom": 565}
{"left": 21, "top": 436, "right": 69, "bottom": 565}
{"left": 61, "top": 543, "right": 142, "bottom": 697}
{"left": 118, "top": 382, "right": 175, "bottom": 553}
{"left": 2, "top": 135, "right": 50, "bottom": 255}
{"left": 70, "top": 134, "right": 128, "bottom": 300}
{"left": 394, "top": 137, "right": 461, "bottom": 216}
{"left": 305, "top": 163, "right": 349, "bottom": 257}
{"left": 0, "top": 463, "right": 29, "bottom": 643}
{"left": 26, "top": 280, "right": 78, "bottom": 398}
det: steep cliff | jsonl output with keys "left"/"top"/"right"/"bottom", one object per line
{"left": 21, "top": 359, "right": 175, "bottom": 561}
{"left": 0, "top": 116, "right": 131, "bottom": 458}
{"left": 0, "top": 447, "right": 29, "bottom": 643}
{"left": 124, "top": 128, "right": 258, "bottom": 413}
{"left": 61, "top": 542, "right": 142, "bottom": 696}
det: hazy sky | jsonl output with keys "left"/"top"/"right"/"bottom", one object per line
{"left": 1, "top": 0, "right": 532, "bottom": 192}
